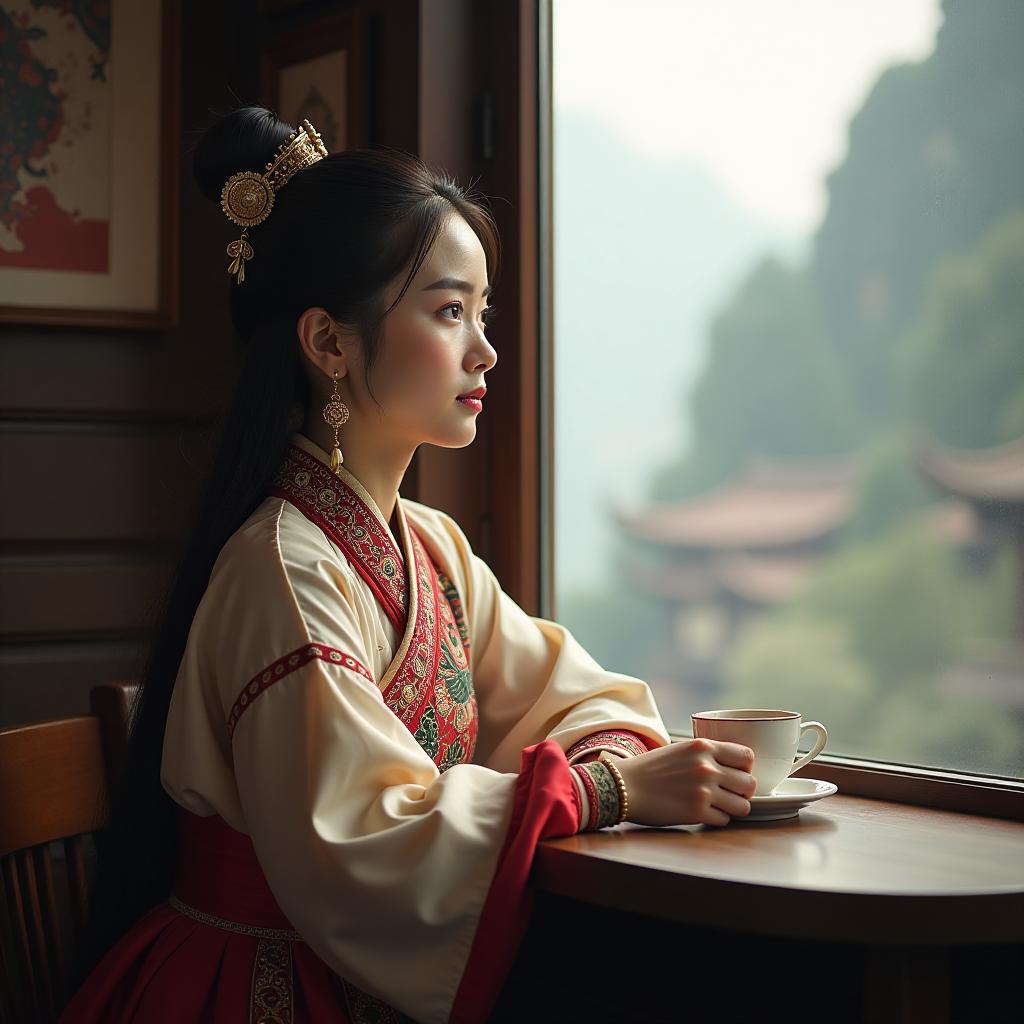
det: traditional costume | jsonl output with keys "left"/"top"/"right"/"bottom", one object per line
{"left": 59, "top": 431, "right": 671, "bottom": 1023}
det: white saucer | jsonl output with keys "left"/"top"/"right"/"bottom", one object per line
{"left": 741, "top": 778, "right": 838, "bottom": 821}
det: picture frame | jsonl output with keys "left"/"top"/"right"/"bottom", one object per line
{"left": 258, "top": 6, "right": 370, "bottom": 156}
{"left": 0, "top": 0, "right": 181, "bottom": 330}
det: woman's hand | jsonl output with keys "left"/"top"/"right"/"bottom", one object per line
{"left": 613, "top": 738, "right": 757, "bottom": 827}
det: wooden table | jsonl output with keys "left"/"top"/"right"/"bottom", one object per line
{"left": 535, "top": 793, "right": 1024, "bottom": 1023}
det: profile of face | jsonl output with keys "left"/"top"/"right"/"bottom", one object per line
{"left": 372, "top": 213, "right": 498, "bottom": 448}
{"left": 306, "top": 212, "right": 498, "bottom": 457}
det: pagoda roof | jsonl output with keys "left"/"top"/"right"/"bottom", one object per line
{"left": 614, "top": 457, "right": 856, "bottom": 550}
{"left": 624, "top": 552, "right": 818, "bottom": 604}
{"left": 622, "top": 499, "right": 978, "bottom": 606}
{"left": 914, "top": 436, "right": 1024, "bottom": 503}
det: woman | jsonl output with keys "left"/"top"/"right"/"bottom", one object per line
{"left": 61, "top": 107, "right": 757, "bottom": 1024}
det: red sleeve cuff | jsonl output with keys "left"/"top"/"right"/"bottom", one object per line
{"left": 565, "top": 728, "right": 653, "bottom": 763}
{"left": 450, "top": 739, "right": 579, "bottom": 1023}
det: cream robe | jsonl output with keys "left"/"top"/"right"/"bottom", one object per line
{"left": 160, "top": 431, "right": 670, "bottom": 1023}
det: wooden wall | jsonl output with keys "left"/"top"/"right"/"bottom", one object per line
{"left": 0, "top": 0, "right": 422, "bottom": 728}
{"left": 416, "top": 0, "right": 546, "bottom": 610}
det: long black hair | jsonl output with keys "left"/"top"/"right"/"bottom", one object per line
{"left": 72, "top": 105, "right": 500, "bottom": 987}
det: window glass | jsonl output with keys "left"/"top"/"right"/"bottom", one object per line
{"left": 551, "top": 0, "right": 1024, "bottom": 779}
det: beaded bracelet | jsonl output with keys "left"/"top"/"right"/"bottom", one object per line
{"left": 598, "top": 753, "right": 629, "bottom": 825}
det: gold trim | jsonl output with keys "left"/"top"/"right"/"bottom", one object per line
{"left": 287, "top": 431, "right": 401, "bottom": 549}
{"left": 379, "top": 497, "right": 417, "bottom": 694}
{"left": 251, "top": 937, "right": 294, "bottom": 1024}
{"left": 284, "top": 430, "right": 416, "bottom": 698}
{"left": 168, "top": 893, "right": 304, "bottom": 941}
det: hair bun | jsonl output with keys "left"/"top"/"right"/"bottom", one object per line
{"left": 193, "top": 105, "right": 296, "bottom": 204}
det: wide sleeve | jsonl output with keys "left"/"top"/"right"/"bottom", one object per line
{"left": 217, "top": 539, "right": 581, "bottom": 1024}
{"left": 426, "top": 511, "right": 672, "bottom": 774}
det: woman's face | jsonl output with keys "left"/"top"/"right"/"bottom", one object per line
{"left": 353, "top": 214, "right": 498, "bottom": 451}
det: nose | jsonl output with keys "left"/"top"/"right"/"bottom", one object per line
{"left": 469, "top": 333, "right": 497, "bottom": 372}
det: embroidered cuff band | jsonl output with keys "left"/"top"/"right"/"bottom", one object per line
{"left": 565, "top": 729, "right": 651, "bottom": 763}
{"left": 570, "top": 760, "right": 622, "bottom": 830}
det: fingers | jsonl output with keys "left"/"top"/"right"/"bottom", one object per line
{"left": 710, "top": 740, "right": 755, "bottom": 771}
{"left": 720, "top": 766, "right": 757, "bottom": 798}
{"left": 712, "top": 785, "right": 752, "bottom": 818}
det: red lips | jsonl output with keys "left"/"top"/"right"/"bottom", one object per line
{"left": 457, "top": 386, "right": 487, "bottom": 399}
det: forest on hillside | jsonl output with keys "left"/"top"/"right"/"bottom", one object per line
{"left": 561, "top": 0, "right": 1024, "bottom": 777}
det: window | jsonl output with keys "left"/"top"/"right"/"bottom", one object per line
{"left": 549, "top": 0, "right": 1024, "bottom": 783}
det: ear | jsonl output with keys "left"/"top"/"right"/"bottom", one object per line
{"left": 296, "top": 307, "right": 357, "bottom": 378}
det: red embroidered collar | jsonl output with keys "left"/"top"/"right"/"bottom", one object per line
{"left": 270, "top": 438, "right": 408, "bottom": 632}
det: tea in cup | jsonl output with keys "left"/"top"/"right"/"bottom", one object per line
{"left": 690, "top": 709, "right": 828, "bottom": 796}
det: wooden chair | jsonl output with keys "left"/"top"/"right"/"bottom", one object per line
{"left": 0, "top": 682, "right": 138, "bottom": 1024}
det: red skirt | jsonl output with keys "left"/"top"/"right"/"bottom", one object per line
{"left": 59, "top": 805, "right": 410, "bottom": 1023}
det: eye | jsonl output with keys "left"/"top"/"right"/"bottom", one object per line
{"left": 441, "top": 301, "right": 498, "bottom": 330}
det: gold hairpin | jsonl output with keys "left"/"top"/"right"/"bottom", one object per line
{"left": 220, "top": 119, "right": 328, "bottom": 283}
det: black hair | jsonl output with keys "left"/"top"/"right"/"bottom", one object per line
{"left": 71, "top": 104, "right": 500, "bottom": 989}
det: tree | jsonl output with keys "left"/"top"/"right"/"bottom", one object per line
{"left": 720, "top": 614, "right": 875, "bottom": 752}
{"left": 790, "top": 522, "right": 964, "bottom": 687}
{"left": 812, "top": 0, "right": 1024, "bottom": 420}
{"left": 841, "top": 429, "right": 939, "bottom": 543}
{"left": 649, "top": 256, "right": 858, "bottom": 501}
{"left": 900, "top": 209, "right": 1024, "bottom": 448}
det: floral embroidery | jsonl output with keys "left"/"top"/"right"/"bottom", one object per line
{"left": 433, "top": 681, "right": 453, "bottom": 719}
{"left": 380, "top": 533, "right": 441, "bottom": 730}
{"left": 341, "top": 979, "right": 416, "bottom": 1024}
{"left": 380, "top": 529, "right": 479, "bottom": 770}
{"left": 250, "top": 938, "right": 294, "bottom": 1023}
{"left": 438, "top": 736, "right": 465, "bottom": 774}
{"left": 271, "top": 445, "right": 408, "bottom": 631}
{"left": 228, "top": 644, "right": 374, "bottom": 739}
{"left": 566, "top": 729, "right": 652, "bottom": 763}
{"left": 438, "top": 571, "right": 470, "bottom": 657}
{"left": 414, "top": 704, "right": 440, "bottom": 759}
{"left": 445, "top": 668, "right": 472, "bottom": 705}
{"left": 269, "top": 444, "right": 478, "bottom": 773}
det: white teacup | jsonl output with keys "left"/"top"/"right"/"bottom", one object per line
{"left": 691, "top": 709, "right": 828, "bottom": 796}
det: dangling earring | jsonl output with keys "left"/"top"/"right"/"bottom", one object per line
{"left": 322, "top": 368, "right": 350, "bottom": 475}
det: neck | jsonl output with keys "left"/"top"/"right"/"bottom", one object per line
{"left": 299, "top": 417, "right": 415, "bottom": 528}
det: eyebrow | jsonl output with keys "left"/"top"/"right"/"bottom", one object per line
{"left": 422, "top": 277, "right": 493, "bottom": 299}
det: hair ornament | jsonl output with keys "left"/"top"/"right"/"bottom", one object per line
{"left": 220, "top": 118, "right": 328, "bottom": 283}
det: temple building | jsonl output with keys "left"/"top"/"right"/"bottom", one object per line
{"left": 913, "top": 435, "right": 1024, "bottom": 636}
{"left": 612, "top": 453, "right": 988, "bottom": 704}
{"left": 913, "top": 436, "right": 1024, "bottom": 713}
{"left": 612, "top": 458, "right": 858, "bottom": 702}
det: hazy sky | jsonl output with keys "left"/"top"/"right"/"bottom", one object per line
{"left": 553, "top": 0, "right": 943, "bottom": 234}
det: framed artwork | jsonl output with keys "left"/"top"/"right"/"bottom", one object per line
{"left": 0, "top": 0, "right": 180, "bottom": 330}
{"left": 259, "top": 6, "right": 370, "bottom": 155}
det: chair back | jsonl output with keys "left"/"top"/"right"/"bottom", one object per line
{"left": 0, "top": 681, "right": 138, "bottom": 1023}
